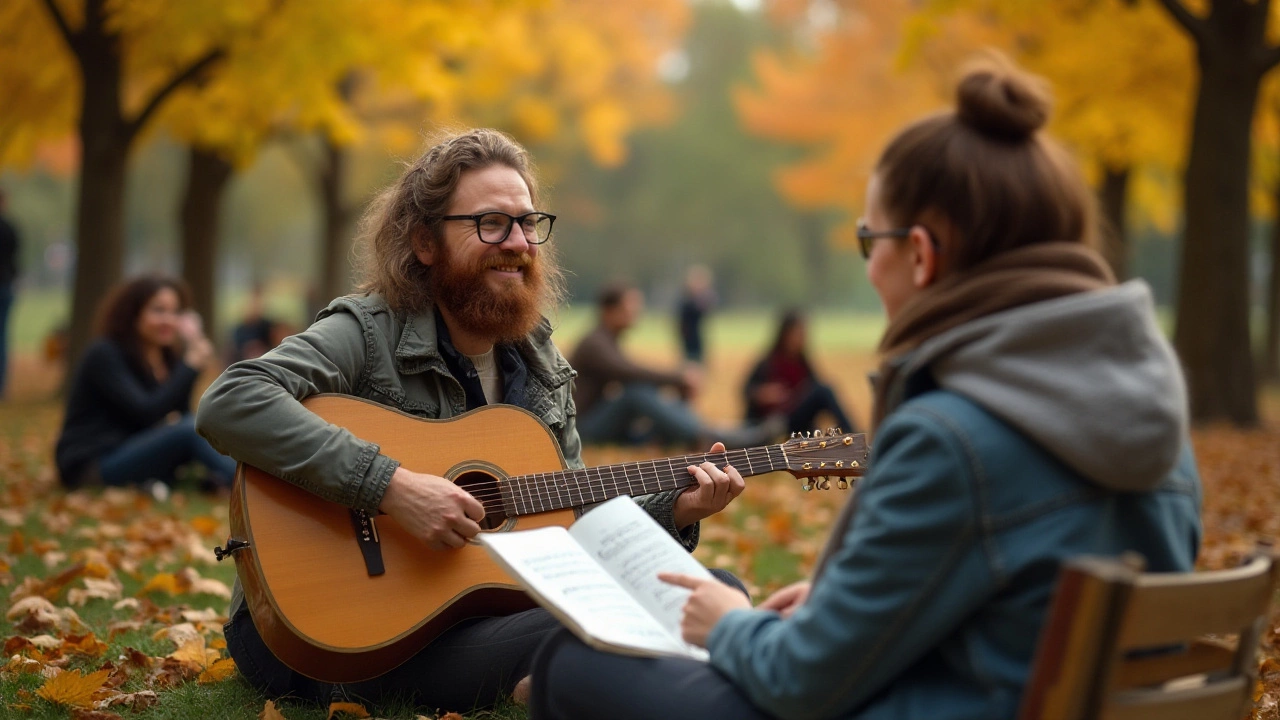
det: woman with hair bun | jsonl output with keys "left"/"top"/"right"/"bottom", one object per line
{"left": 528, "top": 55, "right": 1201, "bottom": 720}
{"left": 55, "top": 275, "right": 236, "bottom": 496}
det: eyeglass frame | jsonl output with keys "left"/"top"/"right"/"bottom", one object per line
{"left": 855, "top": 218, "right": 939, "bottom": 259}
{"left": 440, "top": 211, "right": 557, "bottom": 245}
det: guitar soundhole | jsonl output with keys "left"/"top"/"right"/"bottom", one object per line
{"left": 454, "top": 470, "right": 511, "bottom": 531}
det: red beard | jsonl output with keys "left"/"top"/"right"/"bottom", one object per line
{"left": 429, "top": 243, "right": 547, "bottom": 343}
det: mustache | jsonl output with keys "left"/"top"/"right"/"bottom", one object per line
{"left": 480, "top": 252, "right": 533, "bottom": 270}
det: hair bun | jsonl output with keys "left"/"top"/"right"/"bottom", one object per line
{"left": 955, "top": 56, "right": 1051, "bottom": 141}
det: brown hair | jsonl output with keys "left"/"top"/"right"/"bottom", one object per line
{"left": 874, "top": 53, "right": 1098, "bottom": 275}
{"left": 96, "top": 274, "right": 191, "bottom": 369}
{"left": 353, "top": 128, "right": 545, "bottom": 314}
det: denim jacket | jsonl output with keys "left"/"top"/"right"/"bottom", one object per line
{"left": 196, "top": 293, "right": 692, "bottom": 617}
{"left": 705, "top": 282, "right": 1202, "bottom": 720}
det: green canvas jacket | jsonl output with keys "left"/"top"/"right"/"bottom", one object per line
{"left": 196, "top": 293, "right": 694, "bottom": 617}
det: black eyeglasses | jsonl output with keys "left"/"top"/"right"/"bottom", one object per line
{"left": 855, "top": 218, "right": 913, "bottom": 259}
{"left": 441, "top": 211, "right": 557, "bottom": 245}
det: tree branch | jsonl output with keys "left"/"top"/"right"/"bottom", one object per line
{"left": 38, "top": 0, "right": 77, "bottom": 51}
{"left": 1153, "top": 0, "right": 1209, "bottom": 46}
{"left": 126, "top": 47, "right": 225, "bottom": 139}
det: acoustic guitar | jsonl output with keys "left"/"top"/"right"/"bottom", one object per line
{"left": 217, "top": 394, "right": 869, "bottom": 683}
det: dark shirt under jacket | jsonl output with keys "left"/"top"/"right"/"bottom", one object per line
{"left": 55, "top": 339, "right": 199, "bottom": 485}
{"left": 0, "top": 215, "right": 18, "bottom": 287}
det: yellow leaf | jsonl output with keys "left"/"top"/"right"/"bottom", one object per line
{"left": 60, "top": 632, "right": 108, "bottom": 657}
{"left": 260, "top": 699, "right": 290, "bottom": 720}
{"left": 190, "top": 516, "right": 220, "bottom": 536}
{"left": 170, "top": 637, "right": 208, "bottom": 666}
{"left": 327, "top": 700, "right": 369, "bottom": 719}
{"left": 35, "top": 668, "right": 110, "bottom": 707}
{"left": 197, "top": 657, "right": 237, "bottom": 684}
{"left": 137, "top": 573, "right": 179, "bottom": 596}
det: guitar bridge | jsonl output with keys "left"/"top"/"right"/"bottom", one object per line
{"left": 350, "top": 510, "right": 386, "bottom": 577}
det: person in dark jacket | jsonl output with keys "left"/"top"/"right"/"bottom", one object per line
{"left": 0, "top": 188, "right": 20, "bottom": 399}
{"left": 529, "top": 54, "right": 1201, "bottom": 720}
{"left": 55, "top": 275, "right": 234, "bottom": 496}
{"left": 676, "top": 264, "right": 715, "bottom": 364}
{"left": 743, "top": 310, "right": 856, "bottom": 435}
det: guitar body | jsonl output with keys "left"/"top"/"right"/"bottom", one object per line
{"left": 231, "top": 395, "right": 573, "bottom": 683}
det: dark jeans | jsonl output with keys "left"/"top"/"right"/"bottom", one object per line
{"left": 529, "top": 628, "right": 776, "bottom": 720}
{"left": 0, "top": 284, "right": 12, "bottom": 398}
{"left": 577, "top": 384, "right": 704, "bottom": 447}
{"left": 777, "top": 382, "right": 856, "bottom": 435}
{"left": 98, "top": 414, "right": 237, "bottom": 488}
{"left": 225, "top": 606, "right": 561, "bottom": 712}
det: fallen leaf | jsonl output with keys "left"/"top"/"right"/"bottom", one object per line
{"left": 190, "top": 516, "right": 220, "bottom": 536}
{"left": 261, "top": 699, "right": 290, "bottom": 719}
{"left": 61, "top": 632, "right": 108, "bottom": 657}
{"left": 94, "top": 689, "right": 158, "bottom": 712}
{"left": 36, "top": 667, "right": 110, "bottom": 707}
{"left": 154, "top": 622, "right": 200, "bottom": 647}
{"left": 328, "top": 701, "right": 370, "bottom": 718}
{"left": 7, "top": 529, "right": 23, "bottom": 555}
{"left": 137, "top": 573, "right": 180, "bottom": 597}
{"left": 197, "top": 657, "right": 237, "bottom": 684}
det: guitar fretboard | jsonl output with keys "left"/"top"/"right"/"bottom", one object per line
{"left": 500, "top": 445, "right": 788, "bottom": 516}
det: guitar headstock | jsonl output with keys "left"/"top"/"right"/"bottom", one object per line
{"left": 780, "top": 428, "right": 869, "bottom": 491}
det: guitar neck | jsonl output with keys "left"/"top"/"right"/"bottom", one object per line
{"left": 501, "top": 445, "right": 788, "bottom": 516}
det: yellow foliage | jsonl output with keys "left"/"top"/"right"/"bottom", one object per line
{"left": 35, "top": 668, "right": 110, "bottom": 707}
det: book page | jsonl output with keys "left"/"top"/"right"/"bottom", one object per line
{"left": 569, "top": 496, "right": 714, "bottom": 658}
{"left": 477, "top": 526, "right": 700, "bottom": 658}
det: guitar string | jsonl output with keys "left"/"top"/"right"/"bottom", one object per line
{"left": 447, "top": 447, "right": 779, "bottom": 511}
{"left": 459, "top": 444, "right": 861, "bottom": 514}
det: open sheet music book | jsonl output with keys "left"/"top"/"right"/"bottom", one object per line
{"left": 476, "top": 495, "right": 712, "bottom": 661}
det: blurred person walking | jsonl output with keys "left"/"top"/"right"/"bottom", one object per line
{"left": 0, "top": 188, "right": 20, "bottom": 399}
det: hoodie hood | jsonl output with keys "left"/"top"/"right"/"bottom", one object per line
{"left": 888, "top": 280, "right": 1187, "bottom": 492}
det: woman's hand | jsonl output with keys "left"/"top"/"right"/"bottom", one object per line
{"left": 659, "top": 572, "right": 752, "bottom": 648}
{"left": 759, "top": 581, "right": 811, "bottom": 618}
{"left": 672, "top": 442, "right": 745, "bottom": 528}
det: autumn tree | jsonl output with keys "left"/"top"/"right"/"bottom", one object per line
{"left": 0, "top": 0, "right": 283, "bottom": 369}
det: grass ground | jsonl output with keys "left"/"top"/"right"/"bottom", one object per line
{"left": 1, "top": 312, "right": 1278, "bottom": 719}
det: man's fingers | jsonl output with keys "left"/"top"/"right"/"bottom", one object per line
{"left": 460, "top": 492, "right": 486, "bottom": 522}
{"left": 658, "top": 572, "right": 704, "bottom": 589}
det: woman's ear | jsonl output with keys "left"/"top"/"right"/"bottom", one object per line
{"left": 412, "top": 228, "right": 435, "bottom": 266}
{"left": 909, "top": 226, "right": 939, "bottom": 288}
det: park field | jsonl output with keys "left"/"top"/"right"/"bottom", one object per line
{"left": 0, "top": 310, "right": 1278, "bottom": 719}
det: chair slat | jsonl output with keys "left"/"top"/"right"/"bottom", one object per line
{"left": 1117, "top": 558, "right": 1273, "bottom": 648}
{"left": 1113, "top": 639, "right": 1236, "bottom": 690}
{"left": 1099, "top": 677, "right": 1250, "bottom": 720}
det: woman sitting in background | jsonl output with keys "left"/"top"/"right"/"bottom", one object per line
{"left": 528, "top": 54, "right": 1201, "bottom": 720}
{"left": 55, "top": 275, "right": 236, "bottom": 496}
{"left": 743, "top": 309, "right": 857, "bottom": 434}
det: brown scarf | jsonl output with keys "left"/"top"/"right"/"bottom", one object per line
{"left": 870, "top": 242, "right": 1116, "bottom": 430}
{"left": 811, "top": 242, "right": 1114, "bottom": 582}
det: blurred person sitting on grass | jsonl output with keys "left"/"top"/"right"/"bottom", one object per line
{"left": 529, "top": 54, "right": 1201, "bottom": 720}
{"left": 571, "top": 281, "right": 783, "bottom": 450}
{"left": 54, "top": 275, "right": 235, "bottom": 498}
{"left": 743, "top": 309, "right": 858, "bottom": 436}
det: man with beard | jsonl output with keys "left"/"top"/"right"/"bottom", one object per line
{"left": 195, "top": 129, "right": 745, "bottom": 713}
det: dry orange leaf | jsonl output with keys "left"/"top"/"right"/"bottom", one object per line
{"left": 198, "top": 657, "right": 237, "bottom": 684}
{"left": 327, "top": 700, "right": 370, "bottom": 718}
{"left": 36, "top": 667, "right": 110, "bottom": 707}
{"left": 190, "top": 516, "right": 220, "bottom": 536}
{"left": 61, "top": 632, "right": 108, "bottom": 657}
{"left": 8, "top": 529, "right": 23, "bottom": 555}
{"left": 260, "top": 699, "right": 290, "bottom": 720}
{"left": 137, "top": 573, "right": 180, "bottom": 596}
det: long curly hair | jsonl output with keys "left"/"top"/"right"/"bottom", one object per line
{"left": 95, "top": 274, "right": 191, "bottom": 375}
{"left": 352, "top": 128, "right": 566, "bottom": 315}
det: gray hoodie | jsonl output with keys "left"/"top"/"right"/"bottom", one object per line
{"left": 884, "top": 280, "right": 1187, "bottom": 492}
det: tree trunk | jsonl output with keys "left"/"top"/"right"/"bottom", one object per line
{"left": 180, "top": 146, "right": 233, "bottom": 336}
{"left": 66, "top": 3, "right": 129, "bottom": 373}
{"left": 319, "top": 136, "right": 352, "bottom": 303}
{"left": 1172, "top": 49, "right": 1262, "bottom": 425}
{"left": 1098, "top": 165, "right": 1130, "bottom": 280}
{"left": 1265, "top": 189, "right": 1280, "bottom": 383}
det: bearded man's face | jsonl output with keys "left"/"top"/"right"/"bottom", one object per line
{"left": 415, "top": 164, "right": 557, "bottom": 342}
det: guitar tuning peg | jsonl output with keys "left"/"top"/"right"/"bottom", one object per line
{"left": 790, "top": 432, "right": 797, "bottom": 439}
{"left": 837, "top": 478, "right": 849, "bottom": 490}
{"left": 835, "top": 427, "right": 843, "bottom": 435}
{"left": 826, "top": 428, "right": 836, "bottom": 437}
{"left": 813, "top": 428, "right": 822, "bottom": 438}
{"left": 819, "top": 477, "right": 832, "bottom": 490}
{"left": 800, "top": 479, "right": 813, "bottom": 492}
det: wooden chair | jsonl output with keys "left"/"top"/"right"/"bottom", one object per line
{"left": 1019, "top": 545, "right": 1279, "bottom": 720}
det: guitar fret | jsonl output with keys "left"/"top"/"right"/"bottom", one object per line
{"left": 534, "top": 473, "right": 547, "bottom": 513}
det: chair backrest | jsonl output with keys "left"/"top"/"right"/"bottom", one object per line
{"left": 1019, "top": 546, "right": 1279, "bottom": 720}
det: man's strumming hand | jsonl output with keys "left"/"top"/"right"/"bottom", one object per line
{"left": 380, "top": 467, "right": 485, "bottom": 551}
